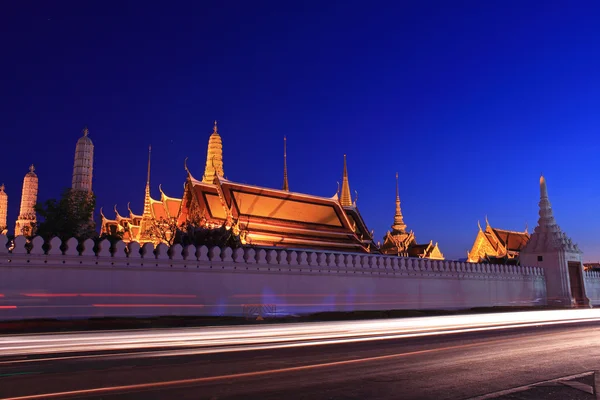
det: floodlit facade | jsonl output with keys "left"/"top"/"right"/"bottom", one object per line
{"left": 467, "top": 219, "right": 530, "bottom": 264}
{"left": 101, "top": 121, "right": 376, "bottom": 252}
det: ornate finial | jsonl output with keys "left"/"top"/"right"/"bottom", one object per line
{"left": 485, "top": 215, "right": 490, "bottom": 227}
{"left": 354, "top": 190, "right": 359, "bottom": 205}
{"left": 83, "top": 126, "right": 89, "bottom": 136}
{"left": 0, "top": 184, "right": 4, "bottom": 192}
{"left": 213, "top": 120, "right": 218, "bottom": 134}
{"left": 282, "top": 136, "right": 289, "bottom": 191}
{"left": 540, "top": 174, "right": 548, "bottom": 199}
{"left": 525, "top": 222, "right": 529, "bottom": 234}
{"left": 391, "top": 172, "right": 407, "bottom": 233}
{"left": 29, "top": 164, "right": 35, "bottom": 173}
{"left": 113, "top": 204, "right": 118, "bottom": 214}
{"left": 340, "top": 155, "right": 352, "bottom": 207}
{"left": 146, "top": 146, "right": 152, "bottom": 185}
{"left": 477, "top": 220, "right": 482, "bottom": 231}
{"left": 184, "top": 157, "right": 190, "bottom": 173}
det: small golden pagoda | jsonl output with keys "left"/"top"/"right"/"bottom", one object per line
{"left": 379, "top": 173, "right": 444, "bottom": 259}
{"left": 466, "top": 217, "right": 529, "bottom": 264}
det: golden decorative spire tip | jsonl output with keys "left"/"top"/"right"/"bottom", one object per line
{"left": 282, "top": 136, "right": 289, "bottom": 191}
{"left": 83, "top": 126, "right": 89, "bottom": 136}
{"left": 213, "top": 120, "right": 218, "bottom": 134}
{"left": 29, "top": 164, "right": 35, "bottom": 173}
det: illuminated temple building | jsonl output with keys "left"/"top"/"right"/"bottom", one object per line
{"left": 466, "top": 218, "right": 530, "bottom": 264}
{"left": 100, "top": 146, "right": 182, "bottom": 244}
{"left": 101, "top": 121, "right": 376, "bottom": 252}
{"left": 379, "top": 174, "right": 444, "bottom": 259}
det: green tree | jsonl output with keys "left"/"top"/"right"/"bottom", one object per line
{"left": 35, "top": 188, "right": 97, "bottom": 242}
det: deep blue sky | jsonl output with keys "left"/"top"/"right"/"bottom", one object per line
{"left": 2, "top": 1, "right": 600, "bottom": 260}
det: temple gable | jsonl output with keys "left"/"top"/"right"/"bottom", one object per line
{"left": 467, "top": 220, "right": 529, "bottom": 264}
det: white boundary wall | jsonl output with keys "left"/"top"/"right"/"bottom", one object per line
{"left": 0, "top": 235, "right": 547, "bottom": 320}
{"left": 584, "top": 271, "right": 600, "bottom": 306}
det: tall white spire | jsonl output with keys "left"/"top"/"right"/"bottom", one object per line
{"left": 72, "top": 126, "right": 94, "bottom": 192}
{"left": 524, "top": 175, "right": 579, "bottom": 253}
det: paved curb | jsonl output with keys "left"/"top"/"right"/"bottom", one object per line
{"left": 467, "top": 371, "right": 597, "bottom": 400}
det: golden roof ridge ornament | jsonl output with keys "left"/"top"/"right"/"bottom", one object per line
{"left": 83, "top": 126, "right": 89, "bottom": 137}
{"left": 142, "top": 145, "right": 152, "bottom": 219}
{"left": 340, "top": 154, "right": 352, "bottom": 207}
{"left": 391, "top": 172, "right": 407, "bottom": 233}
{"left": 282, "top": 136, "right": 289, "bottom": 191}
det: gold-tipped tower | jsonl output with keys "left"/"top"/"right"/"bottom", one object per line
{"left": 340, "top": 154, "right": 352, "bottom": 207}
{"left": 202, "top": 120, "right": 225, "bottom": 184}
{"left": 282, "top": 136, "right": 289, "bottom": 191}
{"left": 391, "top": 172, "right": 407, "bottom": 233}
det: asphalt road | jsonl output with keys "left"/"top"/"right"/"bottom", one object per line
{"left": 1, "top": 313, "right": 600, "bottom": 399}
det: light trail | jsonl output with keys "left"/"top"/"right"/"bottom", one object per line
{"left": 0, "top": 309, "right": 600, "bottom": 360}
{"left": 0, "top": 337, "right": 531, "bottom": 400}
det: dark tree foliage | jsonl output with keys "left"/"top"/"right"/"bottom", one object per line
{"left": 34, "top": 188, "right": 97, "bottom": 243}
{"left": 176, "top": 223, "right": 242, "bottom": 249}
{"left": 173, "top": 221, "right": 242, "bottom": 249}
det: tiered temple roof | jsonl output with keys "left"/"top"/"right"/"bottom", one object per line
{"left": 179, "top": 158, "right": 376, "bottom": 252}
{"left": 379, "top": 173, "right": 444, "bottom": 259}
{"left": 467, "top": 218, "right": 530, "bottom": 264}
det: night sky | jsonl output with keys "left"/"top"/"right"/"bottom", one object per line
{"left": 2, "top": 2, "right": 600, "bottom": 261}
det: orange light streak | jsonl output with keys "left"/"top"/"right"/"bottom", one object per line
{"left": 92, "top": 304, "right": 204, "bottom": 308}
{"left": 21, "top": 293, "right": 197, "bottom": 298}
{"left": 0, "top": 306, "right": 17, "bottom": 309}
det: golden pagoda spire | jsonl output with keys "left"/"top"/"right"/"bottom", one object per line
{"left": 143, "top": 145, "right": 152, "bottom": 218}
{"left": 282, "top": 136, "right": 289, "bottom": 191}
{"left": 340, "top": 154, "right": 352, "bottom": 207}
{"left": 391, "top": 172, "right": 407, "bottom": 233}
{"left": 202, "top": 120, "right": 225, "bottom": 184}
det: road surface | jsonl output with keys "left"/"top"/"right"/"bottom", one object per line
{"left": 1, "top": 310, "right": 600, "bottom": 399}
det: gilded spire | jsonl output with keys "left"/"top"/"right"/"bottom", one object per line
{"left": 340, "top": 154, "right": 352, "bottom": 207}
{"left": 0, "top": 183, "right": 7, "bottom": 232}
{"left": 282, "top": 136, "right": 289, "bottom": 191}
{"left": 143, "top": 145, "right": 152, "bottom": 218}
{"left": 15, "top": 164, "right": 39, "bottom": 236}
{"left": 147, "top": 145, "right": 152, "bottom": 185}
{"left": 391, "top": 172, "right": 406, "bottom": 233}
{"left": 83, "top": 126, "right": 89, "bottom": 136}
{"left": 203, "top": 120, "right": 225, "bottom": 184}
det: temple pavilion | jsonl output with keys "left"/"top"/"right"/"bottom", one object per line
{"left": 101, "top": 121, "right": 377, "bottom": 253}
{"left": 466, "top": 218, "right": 530, "bottom": 265}
{"left": 378, "top": 173, "right": 444, "bottom": 259}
